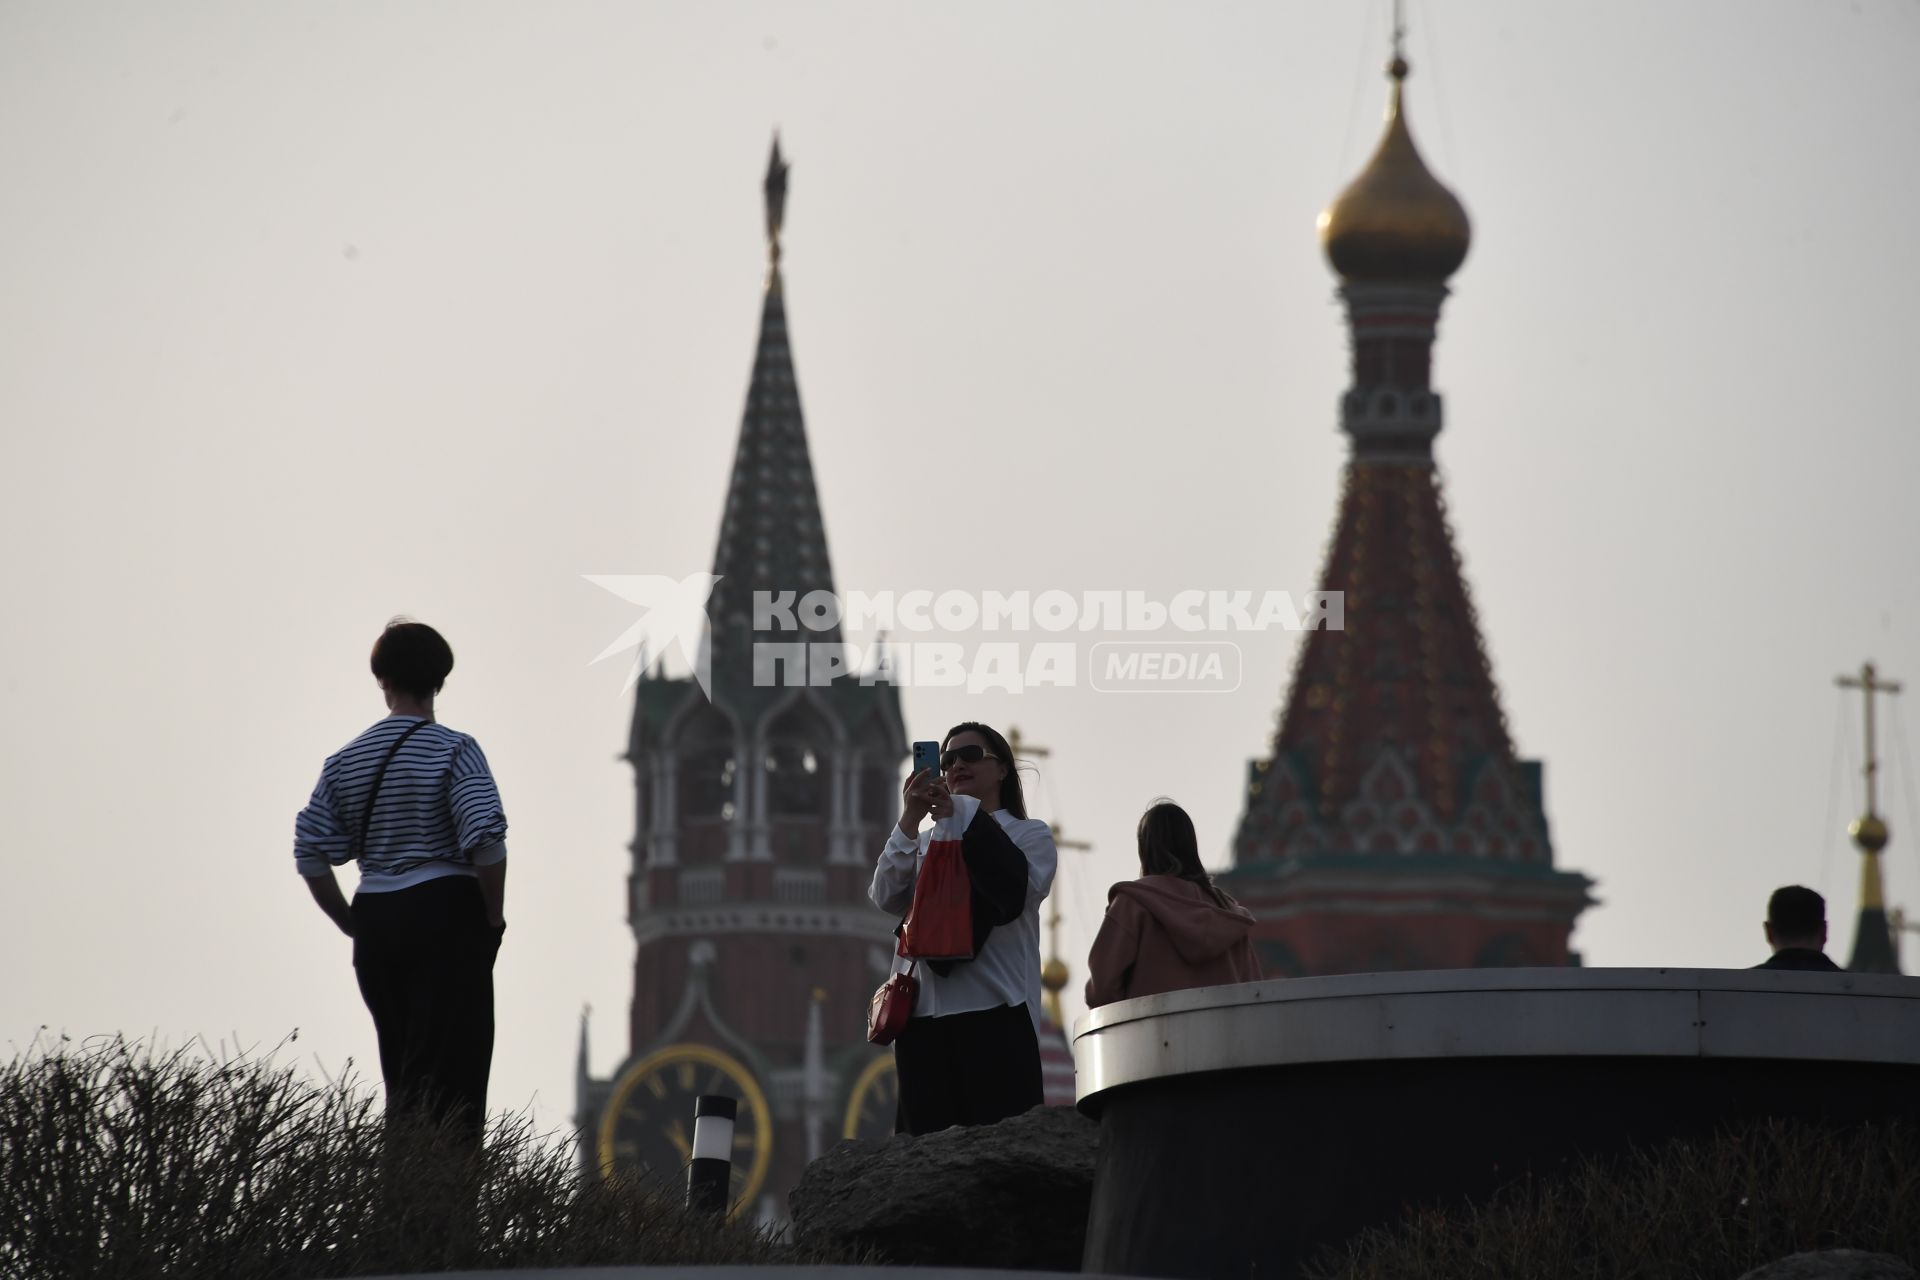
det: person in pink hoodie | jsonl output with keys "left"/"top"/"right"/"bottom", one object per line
{"left": 1084, "top": 800, "right": 1262, "bottom": 1008}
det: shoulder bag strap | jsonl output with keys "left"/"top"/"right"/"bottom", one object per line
{"left": 352, "top": 719, "right": 432, "bottom": 860}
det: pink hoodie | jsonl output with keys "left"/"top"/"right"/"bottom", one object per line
{"left": 1084, "top": 874, "right": 1263, "bottom": 1009}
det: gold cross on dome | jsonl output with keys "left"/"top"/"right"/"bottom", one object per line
{"left": 1836, "top": 661, "right": 1903, "bottom": 818}
{"left": 1006, "top": 725, "right": 1049, "bottom": 764}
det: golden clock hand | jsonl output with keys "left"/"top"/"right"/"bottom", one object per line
{"left": 665, "top": 1118, "right": 693, "bottom": 1164}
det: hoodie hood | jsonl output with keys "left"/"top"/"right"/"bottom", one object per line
{"left": 1110, "top": 875, "right": 1255, "bottom": 965}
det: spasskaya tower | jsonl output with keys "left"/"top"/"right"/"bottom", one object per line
{"left": 576, "top": 140, "right": 907, "bottom": 1221}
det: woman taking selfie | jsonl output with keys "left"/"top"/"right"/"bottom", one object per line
{"left": 869, "top": 722, "right": 1057, "bottom": 1134}
{"left": 1084, "top": 799, "right": 1260, "bottom": 1009}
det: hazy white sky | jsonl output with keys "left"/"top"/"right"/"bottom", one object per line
{"left": 3, "top": 1, "right": 1918, "bottom": 1135}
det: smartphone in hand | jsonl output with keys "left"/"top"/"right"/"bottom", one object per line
{"left": 911, "top": 740, "right": 941, "bottom": 781}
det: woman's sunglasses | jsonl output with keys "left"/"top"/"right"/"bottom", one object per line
{"left": 940, "top": 744, "right": 999, "bottom": 771}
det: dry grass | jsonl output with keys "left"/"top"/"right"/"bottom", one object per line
{"left": 0, "top": 1034, "right": 862, "bottom": 1278}
{"left": 1305, "top": 1118, "right": 1920, "bottom": 1280}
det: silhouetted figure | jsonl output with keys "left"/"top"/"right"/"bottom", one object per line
{"left": 1754, "top": 885, "right": 1842, "bottom": 972}
{"left": 294, "top": 618, "right": 509, "bottom": 1145}
{"left": 1086, "top": 801, "right": 1262, "bottom": 1008}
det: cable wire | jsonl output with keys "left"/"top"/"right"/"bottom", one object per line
{"left": 1333, "top": 1, "right": 1384, "bottom": 197}
{"left": 1890, "top": 696, "right": 1919, "bottom": 908}
{"left": 1416, "top": 0, "right": 1462, "bottom": 187}
{"left": 1821, "top": 687, "right": 1852, "bottom": 899}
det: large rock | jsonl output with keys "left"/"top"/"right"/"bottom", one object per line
{"left": 789, "top": 1104, "right": 1096, "bottom": 1271}
{"left": 1739, "top": 1251, "right": 1918, "bottom": 1280}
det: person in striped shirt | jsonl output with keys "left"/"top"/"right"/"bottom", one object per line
{"left": 294, "top": 618, "right": 509, "bottom": 1144}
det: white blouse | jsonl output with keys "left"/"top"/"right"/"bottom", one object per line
{"left": 869, "top": 808, "right": 1059, "bottom": 1030}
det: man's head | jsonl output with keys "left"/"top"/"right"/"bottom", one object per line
{"left": 370, "top": 618, "right": 454, "bottom": 702}
{"left": 1765, "top": 885, "right": 1828, "bottom": 953}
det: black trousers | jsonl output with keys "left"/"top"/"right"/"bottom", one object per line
{"left": 894, "top": 1002, "right": 1044, "bottom": 1136}
{"left": 351, "top": 875, "right": 499, "bottom": 1145}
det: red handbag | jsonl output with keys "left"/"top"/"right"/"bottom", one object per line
{"left": 867, "top": 958, "right": 918, "bottom": 1046}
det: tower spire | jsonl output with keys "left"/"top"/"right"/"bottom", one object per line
{"left": 1837, "top": 661, "right": 1902, "bottom": 973}
{"left": 765, "top": 134, "right": 789, "bottom": 291}
{"left": 694, "top": 140, "right": 840, "bottom": 715}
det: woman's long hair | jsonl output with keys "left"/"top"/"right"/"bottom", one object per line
{"left": 1138, "top": 799, "right": 1233, "bottom": 908}
{"left": 942, "top": 722, "right": 1028, "bottom": 820}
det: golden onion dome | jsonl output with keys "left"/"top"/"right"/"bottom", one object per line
{"left": 1041, "top": 956, "right": 1069, "bottom": 993}
{"left": 1850, "top": 813, "right": 1890, "bottom": 854}
{"left": 1318, "top": 56, "right": 1471, "bottom": 284}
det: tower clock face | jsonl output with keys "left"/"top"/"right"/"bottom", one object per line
{"left": 596, "top": 1043, "right": 773, "bottom": 1217}
{"left": 841, "top": 1053, "right": 899, "bottom": 1141}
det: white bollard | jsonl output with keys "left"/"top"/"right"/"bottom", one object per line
{"left": 687, "top": 1094, "right": 736, "bottom": 1216}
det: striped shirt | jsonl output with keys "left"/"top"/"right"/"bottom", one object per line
{"left": 293, "top": 715, "right": 508, "bottom": 893}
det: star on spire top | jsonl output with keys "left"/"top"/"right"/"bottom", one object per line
{"left": 764, "top": 133, "right": 789, "bottom": 276}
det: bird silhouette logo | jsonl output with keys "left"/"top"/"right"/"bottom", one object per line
{"left": 583, "top": 572, "right": 722, "bottom": 699}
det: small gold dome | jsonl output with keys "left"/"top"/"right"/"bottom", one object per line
{"left": 1851, "top": 813, "right": 1890, "bottom": 854}
{"left": 1318, "top": 57, "right": 1471, "bottom": 284}
{"left": 1041, "top": 956, "right": 1069, "bottom": 992}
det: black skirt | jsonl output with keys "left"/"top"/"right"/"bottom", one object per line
{"left": 893, "top": 1002, "right": 1043, "bottom": 1135}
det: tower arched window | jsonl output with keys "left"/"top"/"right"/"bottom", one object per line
{"left": 765, "top": 740, "right": 823, "bottom": 816}
{"left": 766, "top": 699, "right": 837, "bottom": 819}
{"left": 674, "top": 706, "right": 737, "bottom": 863}
{"left": 764, "top": 700, "right": 835, "bottom": 863}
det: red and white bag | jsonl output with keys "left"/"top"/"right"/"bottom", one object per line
{"left": 899, "top": 794, "right": 979, "bottom": 961}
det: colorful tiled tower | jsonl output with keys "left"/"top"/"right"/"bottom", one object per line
{"left": 577, "top": 140, "right": 907, "bottom": 1219}
{"left": 1219, "top": 48, "right": 1594, "bottom": 975}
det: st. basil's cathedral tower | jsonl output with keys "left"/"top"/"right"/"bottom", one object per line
{"left": 1219, "top": 50, "right": 1595, "bottom": 973}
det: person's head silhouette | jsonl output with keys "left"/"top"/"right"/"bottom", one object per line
{"left": 1761, "top": 884, "right": 1838, "bottom": 967}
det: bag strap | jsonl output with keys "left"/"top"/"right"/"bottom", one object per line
{"left": 352, "top": 719, "right": 432, "bottom": 860}
{"left": 891, "top": 926, "right": 917, "bottom": 977}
